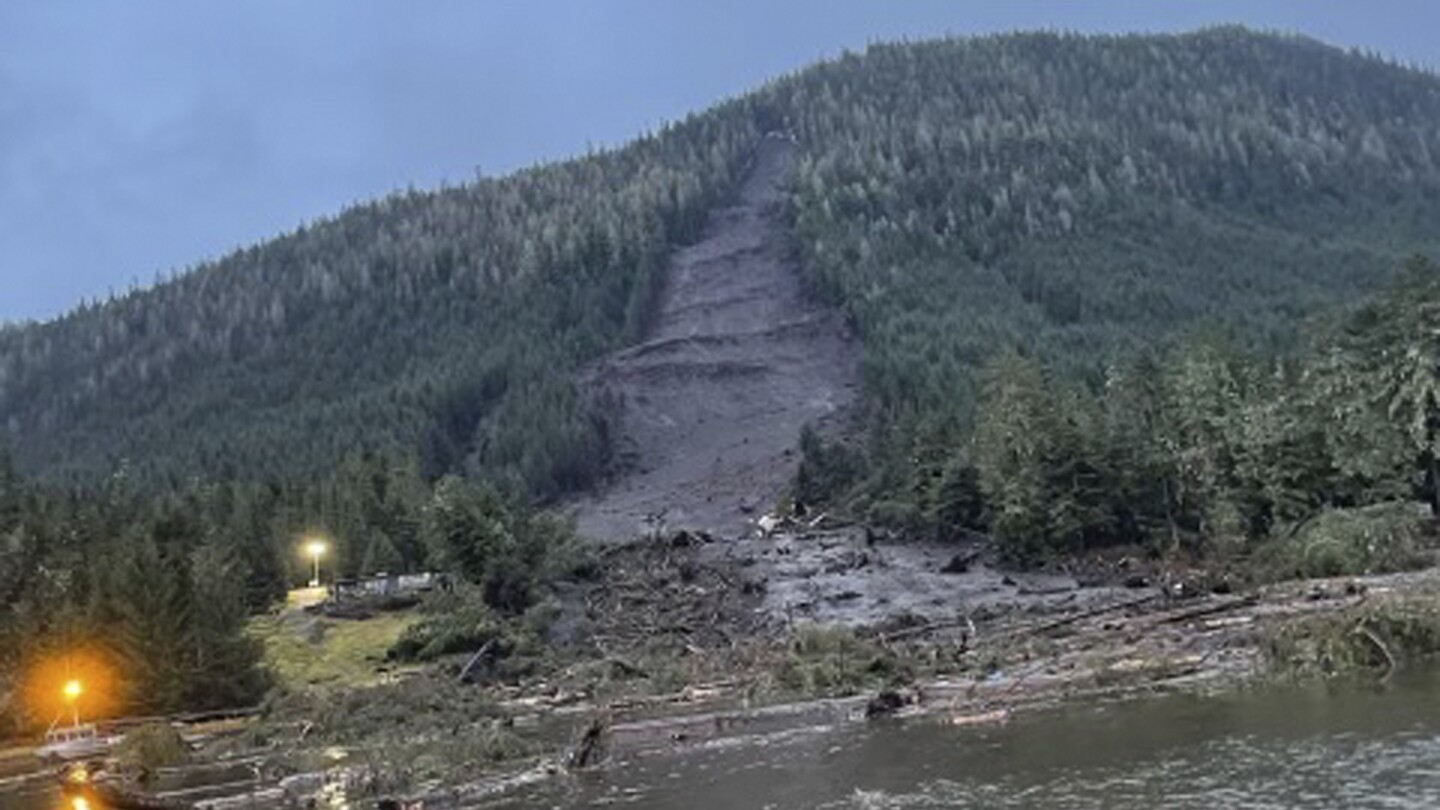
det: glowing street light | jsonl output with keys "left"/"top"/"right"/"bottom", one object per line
{"left": 62, "top": 679, "right": 82, "bottom": 726}
{"left": 305, "top": 539, "right": 328, "bottom": 587}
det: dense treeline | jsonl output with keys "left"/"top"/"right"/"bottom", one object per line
{"left": 0, "top": 108, "right": 763, "bottom": 493}
{"left": 0, "top": 453, "right": 268, "bottom": 731}
{"left": 4, "top": 29, "right": 1440, "bottom": 512}
{"left": 809, "top": 256, "right": 1438, "bottom": 571}
{"left": 777, "top": 29, "right": 1440, "bottom": 516}
{"left": 0, "top": 450, "right": 571, "bottom": 733}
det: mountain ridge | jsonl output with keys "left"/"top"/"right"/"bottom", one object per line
{"left": 3, "top": 27, "right": 1440, "bottom": 502}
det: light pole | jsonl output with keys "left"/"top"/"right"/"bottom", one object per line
{"left": 306, "top": 539, "right": 328, "bottom": 588}
{"left": 62, "top": 679, "right": 82, "bottom": 727}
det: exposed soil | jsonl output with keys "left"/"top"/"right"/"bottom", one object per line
{"left": 10, "top": 540, "right": 1433, "bottom": 810}
{"left": 703, "top": 525, "right": 1134, "bottom": 627}
{"left": 569, "top": 135, "right": 858, "bottom": 542}
{"left": 548, "top": 546, "right": 1440, "bottom": 766}
{"left": 555, "top": 524, "right": 1143, "bottom": 645}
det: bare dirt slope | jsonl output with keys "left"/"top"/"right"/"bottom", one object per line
{"left": 571, "top": 136, "right": 858, "bottom": 542}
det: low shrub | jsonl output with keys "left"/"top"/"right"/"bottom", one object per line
{"left": 264, "top": 674, "right": 504, "bottom": 745}
{"left": 113, "top": 723, "right": 190, "bottom": 772}
{"left": 388, "top": 585, "right": 503, "bottom": 662}
{"left": 1261, "top": 502, "right": 1430, "bottom": 580}
{"left": 772, "top": 624, "right": 897, "bottom": 697}
{"left": 1264, "top": 592, "right": 1440, "bottom": 679}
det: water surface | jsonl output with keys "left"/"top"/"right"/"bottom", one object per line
{"left": 492, "top": 670, "right": 1440, "bottom": 809}
{"left": 5, "top": 671, "right": 1439, "bottom": 810}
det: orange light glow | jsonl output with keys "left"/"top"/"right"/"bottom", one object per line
{"left": 71, "top": 795, "right": 91, "bottom": 810}
{"left": 20, "top": 648, "right": 119, "bottom": 729}
{"left": 65, "top": 765, "right": 91, "bottom": 785}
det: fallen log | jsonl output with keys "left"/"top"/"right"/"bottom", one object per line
{"left": 1015, "top": 582, "right": 1077, "bottom": 597}
{"left": 193, "top": 787, "right": 287, "bottom": 810}
{"left": 883, "top": 592, "right": 1161, "bottom": 647}
{"left": 880, "top": 615, "right": 975, "bottom": 644}
{"left": 567, "top": 716, "right": 608, "bottom": 769}
{"left": 1159, "top": 594, "right": 1260, "bottom": 625}
{"left": 1012, "top": 592, "right": 1163, "bottom": 639}
{"left": 939, "top": 550, "right": 982, "bottom": 574}
{"left": 457, "top": 640, "right": 497, "bottom": 684}
{"left": 1353, "top": 622, "right": 1397, "bottom": 681}
{"left": 948, "top": 708, "right": 1010, "bottom": 728}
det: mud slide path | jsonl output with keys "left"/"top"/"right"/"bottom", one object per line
{"left": 571, "top": 136, "right": 858, "bottom": 541}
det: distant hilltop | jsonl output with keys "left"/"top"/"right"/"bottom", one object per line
{"left": 2, "top": 27, "right": 1438, "bottom": 503}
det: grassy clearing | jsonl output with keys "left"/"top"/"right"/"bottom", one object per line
{"left": 250, "top": 610, "right": 421, "bottom": 692}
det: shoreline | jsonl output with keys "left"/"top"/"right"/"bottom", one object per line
{"left": 6, "top": 548, "right": 1437, "bottom": 810}
{"left": 397, "top": 562, "right": 1440, "bottom": 807}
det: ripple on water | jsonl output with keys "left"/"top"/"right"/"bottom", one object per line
{"left": 815, "top": 729, "right": 1440, "bottom": 810}
{"left": 455, "top": 670, "right": 1440, "bottom": 810}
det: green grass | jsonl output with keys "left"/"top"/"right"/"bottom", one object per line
{"left": 250, "top": 609, "right": 421, "bottom": 692}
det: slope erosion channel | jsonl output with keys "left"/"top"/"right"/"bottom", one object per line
{"left": 571, "top": 135, "right": 858, "bottom": 541}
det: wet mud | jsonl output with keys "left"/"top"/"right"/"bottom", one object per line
{"left": 570, "top": 135, "right": 858, "bottom": 542}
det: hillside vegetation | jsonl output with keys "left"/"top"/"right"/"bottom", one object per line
{"left": 3, "top": 29, "right": 1440, "bottom": 502}
{"left": 7, "top": 27, "right": 1440, "bottom": 728}
{"left": 0, "top": 113, "right": 761, "bottom": 494}
{"left": 957, "top": 256, "right": 1440, "bottom": 565}
{"left": 774, "top": 29, "right": 1440, "bottom": 525}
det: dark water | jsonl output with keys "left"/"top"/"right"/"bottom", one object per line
{"left": 491, "top": 670, "right": 1440, "bottom": 809}
{"left": 0, "top": 761, "right": 260, "bottom": 810}
{"left": 5, "top": 672, "right": 1439, "bottom": 810}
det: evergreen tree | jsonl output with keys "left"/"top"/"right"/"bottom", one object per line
{"left": 975, "top": 351, "right": 1055, "bottom": 560}
{"left": 105, "top": 526, "right": 195, "bottom": 712}
{"left": 188, "top": 541, "right": 268, "bottom": 708}
{"left": 1312, "top": 256, "right": 1440, "bottom": 512}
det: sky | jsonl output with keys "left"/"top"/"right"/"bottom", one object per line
{"left": 1, "top": 1, "right": 1437, "bottom": 324}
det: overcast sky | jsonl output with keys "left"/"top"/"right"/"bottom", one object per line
{"left": 1, "top": 1, "right": 1436, "bottom": 323}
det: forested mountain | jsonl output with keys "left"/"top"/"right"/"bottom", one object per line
{"left": 3, "top": 27, "right": 1440, "bottom": 503}
{"left": 6, "top": 26, "right": 1440, "bottom": 728}
{"left": 0, "top": 114, "right": 762, "bottom": 493}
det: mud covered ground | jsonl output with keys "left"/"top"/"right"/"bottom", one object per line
{"left": 556, "top": 524, "right": 1141, "bottom": 649}
{"left": 8, "top": 535, "right": 1437, "bottom": 810}
{"left": 535, "top": 530, "right": 1440, "bottom": 757}
{"left": 569, "top": 135, "right": 858, "bottom": 542}
{"left": 400, "top": 539, "right": 1440, "bottom": 808}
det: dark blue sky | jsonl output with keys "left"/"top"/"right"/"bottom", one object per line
{"left": 2, "top": 1, "right": 1436, "bottom": 323}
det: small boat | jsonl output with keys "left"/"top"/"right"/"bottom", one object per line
{"left": 36, "top": 724, "right": 114, "bottom": 764}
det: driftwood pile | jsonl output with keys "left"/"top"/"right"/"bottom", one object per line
{"left": 579, "top": 532, "right": 771, "bottom": 655}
